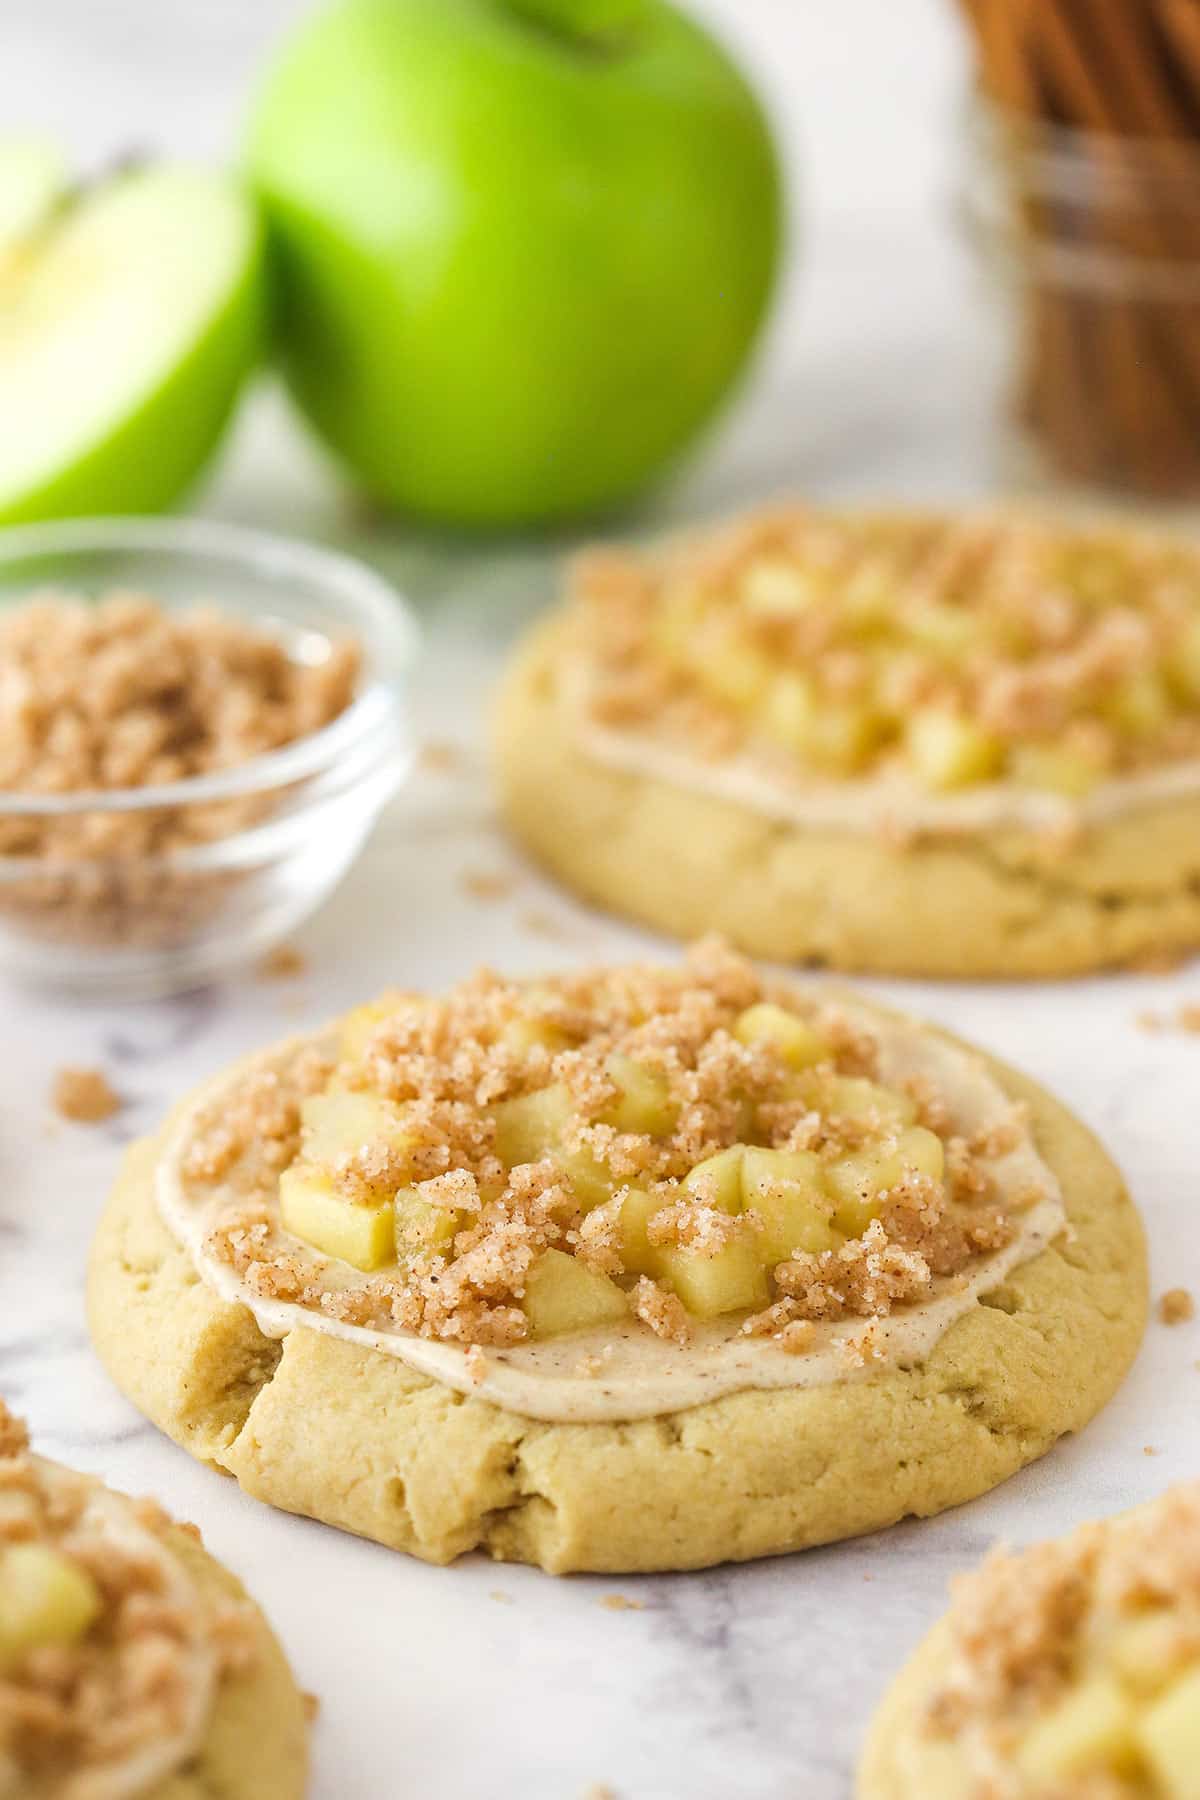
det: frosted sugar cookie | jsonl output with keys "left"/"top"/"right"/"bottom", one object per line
{"left": 495, "top": 505, "right": 1200, "bottom": 975}
{"left": 0, "top": 1403, "right": 307, "bottom": 1797}
{"left": 860, "top": 1483, "right": 1200, "bottom": 1798}
{"left": 90, "top": 943, "right": 1145, "bottom": 1572}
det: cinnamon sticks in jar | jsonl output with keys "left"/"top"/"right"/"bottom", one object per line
{"left": 958, "top": 0, "right": 1200, "bottom": 501}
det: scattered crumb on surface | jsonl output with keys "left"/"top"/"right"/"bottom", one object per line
{"left": 1159, "top": 1287, "right": 1195, "bottom": 1325}
{"left": 417, "top": 740, "right": 465, "bottom": 776}
{"left": 1143, "top": 1445, "right": 1160, "bottom": 1456}
{"left": 459, "top": 867, "right": 517, "bottom": 903}
{"left": 258, "top": 944, "right": 308, "bottom": 981}
{"left": 52, "top": 1066, "right": 121, "bottom": 1124}
{"left": 581, "top": 1787, "right": 616, "bottom": 1800}
{"left": 301, "top": 1692, "right": 320, "bottom": 1724}
{"left": 519, "top": 908, "right": 583, "bottom": 943}
{"left": 1137, "top": 1003, "right": 1200, "bottom": 1034}
{"left": 463, "top": 1344, "right": 489, "bottom": 1385}
{"left": 599, "top": 1594, "right": 644, "bottom": 1613}
{"left": 489, "top": 1590, "right": 514, "bottom": 1605}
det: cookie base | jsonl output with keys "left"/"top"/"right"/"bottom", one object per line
{"left": 139, "top": 1527, "right": 307, "bottom": 1799}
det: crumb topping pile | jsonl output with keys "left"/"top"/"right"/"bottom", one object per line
{"left": 572, "top": 507, "right": 1200, "bottom": 797}
{"left": 923, "top": 1483, "right": 1200, "bottom": 1798}
{"left": 183, "top": 942, "right": 1035, "bottom": 1358}
{"left": 0, "top": 1402, "right": 256, "bottom": 1796}
{"left": 0, "top": 592, "right": 360, "bottom": 862}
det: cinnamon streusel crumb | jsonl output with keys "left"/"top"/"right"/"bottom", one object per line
{"left": 52, "top": 1066, "right": 121, "bottom": 1124}
{"left": 1159, "top": 1287, "right": 1195, "bottom": 1325}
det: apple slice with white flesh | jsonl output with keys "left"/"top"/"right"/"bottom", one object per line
{"left": 0, "top": 161, "right": 265, "bottom": 524}
{"left": 0, "top": 139, "right": 68, "bottom": 262}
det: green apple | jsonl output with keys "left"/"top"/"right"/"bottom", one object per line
{"left": 0, "top": 161, "right": 266, "bottom": 524}
{"left": 248, "top": 0, "right": 783, "bottom": 527}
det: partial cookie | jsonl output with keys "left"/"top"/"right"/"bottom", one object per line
{"left": 859, "top": 1483, "right": 1200, "bottom": 1799}
{"left": 0, "top": 1404, "right": 308, "bottom": 1798}
{"left": 494, "top": 506, "right": 1200, "bottom": 976}
{"left": 89, "top": 946, "right": 1146, "bottom": 1574}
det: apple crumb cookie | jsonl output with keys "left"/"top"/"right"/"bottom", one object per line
{"left": 178, "top": 940, "right": 1047, "bottom": 1358}
{"left": 0, "top": 592, "right": 359, "bottom": 948}
{"left": 0, "top": 1400, "right": 259, "bottom": 1795}
{"left": 573, "top": 505, "right": 1200, "bottom": 800}
{"left": 912, "top": 1484, "right": 1200, "bottom": 1798}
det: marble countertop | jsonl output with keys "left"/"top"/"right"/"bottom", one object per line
{"left": 3, "top": 2, "right": 1200, "bottom": 1795}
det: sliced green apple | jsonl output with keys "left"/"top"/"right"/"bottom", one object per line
{"left": 0, "top": 164, "right": 266, "bottom": 524}
{"left": 0, "top": 138, "right": 68, "bottom": 262}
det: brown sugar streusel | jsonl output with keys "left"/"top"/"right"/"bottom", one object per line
{"left": 921, "top": 1484, "right": 1200, "bottom": 1798}
{"left": 0, "top": 592, "right": 360, "bottom": 950}
{"left": 1158, "top": 1288, "right": 1195, "bottom": 1326}
{"left": 51, "top": 1065, "right": 121, "bottom": 1124}
{"left": 180, "top": 940, "right": 1039, "bottom": 1359}
{"left": 0, "top": 1400, "right": 258, "bottom": 1790}
{"left": 570, "top": 506, "right": 1200, "bottom": 800}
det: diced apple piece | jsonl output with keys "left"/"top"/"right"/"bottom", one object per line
{"left": 682, "top": 1146, "right": 746, "bottom": 1214}
{"left": 824, "top": 1145, "right": 903, "bottom": 1237}
{"left": 555, "top": 1143, "right": 617, "bottom": 1210}
{"left": 694, "top": 636, "right": 773, "bottom": 709}
{"left": 492, "top": 1083, "right": 573, "bottom": 1167}
{"left": 1017, "top": 1675, "right": 1138, "bottom": 1782}
{"left": 1168, "top": 616, "right": 1200, "bottom": 703}
{"left": 299, "top": 1090, "right": 412, "bottom": 1185}
{"left": 906, "top": 600, "right": 980, "bottom": 659}
{"left": 339, "top": 993, "right": 404, "bottom": 1060}
{"left": 895, "top": 1125, "right": 946, "bottom": 1182}
{"left": 842, "top": 560, "right": 894, "bottom": 631}
{"left": 761, "top": 673, "right": 816, "bottom": 754}
{"left": 501, "top": 1015, "right": 567, "bottom": 1057}
{"left": 615, "top": 1186, "right": 660, "bottom": 1276}
{"left": 733, "top": 1002, "right": 830, "bottom": 1071}
{"left": 1106, "top": 669, "right": 1172, "bottom": 738}
{"left": 798, "top": 1072, "right": 917, "bottom": 1133}
{"left": 803, "top": 700, "right": 883, "bottom": 775}
{"left": 905, "top": 709, "right": 1003, "bottom": 790}
{"left": 650, "top": 584, "right": 703, "bottom": 666}
{"left": 741, "top": 1146, "right": 839, "bottom": 1260}
{"left": 824, "top": 1129, "right": 942, "bottom": 1237}
{"left": 0, "top": 1544, "right": 101, "bottom": 1666}
{"left": 1009, "top": 744, "right": 1104, "bottom": 799}
{"left": 603, "top": 1053, "right": 675, "bottom": 1136}
{"left": 656, "top": 1237, "right": 769, "bottom": 1319}
{"left": 522, "top": 1248, "right": 629, "bottom": 1338}
{"left": 741, "top": 557, "right": 818, "bottom": 613}
{"left": 1136, "top": 1664, "right": 1200, "bottom": 1799}
{"left": 394, "top": 1187, "right": 460, "bottom": 1264}
{"left": 279, "top": 1165, "right": 394, "bottom": 1271}
{"left": 1107, "top": 1611, "right": 1193, "bottom": 1699}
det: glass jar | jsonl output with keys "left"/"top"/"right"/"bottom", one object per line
{"left": 960, "top": 98, "right": 1200, "bottom": 513}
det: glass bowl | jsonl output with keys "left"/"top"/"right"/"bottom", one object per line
{"left": 0, "top": 517, "right": 418, "bottom": 999}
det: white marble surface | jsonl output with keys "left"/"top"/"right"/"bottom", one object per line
{"left": 3, "top": 2, "right": 1200, "bottom": 1796}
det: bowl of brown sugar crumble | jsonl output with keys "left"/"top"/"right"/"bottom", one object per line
{"left": 0, "top": 517, "right": 417, "bottom": 997}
